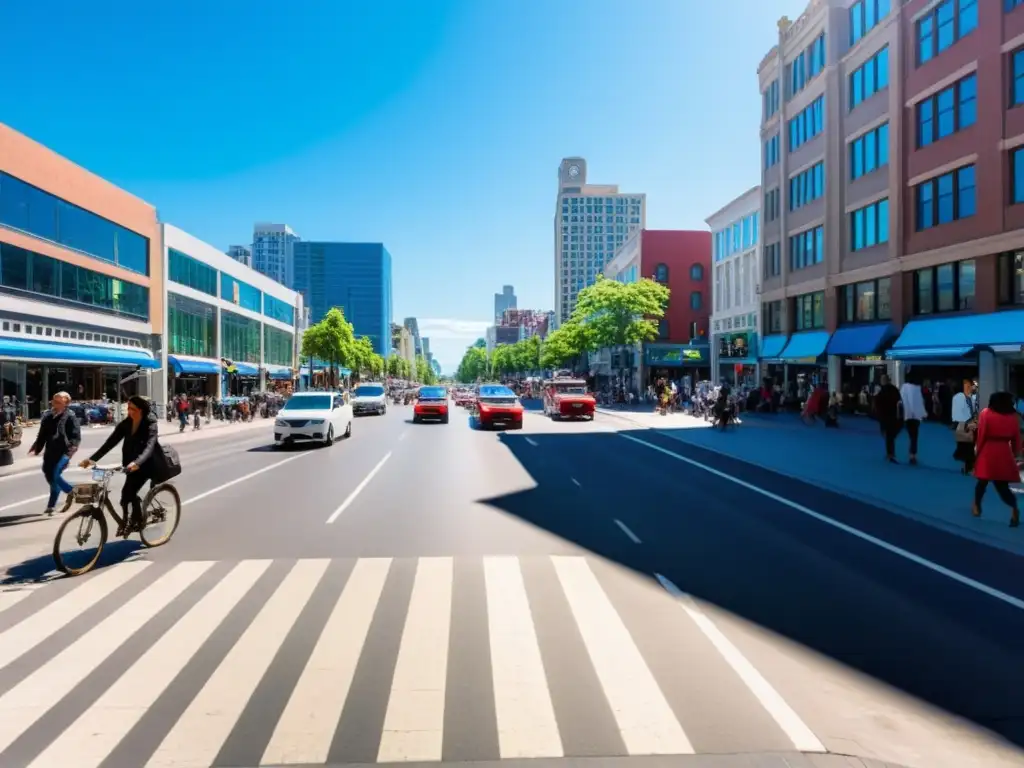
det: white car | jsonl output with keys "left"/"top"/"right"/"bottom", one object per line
{"left": 273, "top": 391, "right": 353, "bottom": 448}
{"left": 351, "top": 383, "right": 387, "bottom": 416}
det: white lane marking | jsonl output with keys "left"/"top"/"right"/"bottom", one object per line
{"left": 377, "top": 557, "right": 453, "bottom": 763}
{"left": 551, "top": 556, "right": 693, "bottom": 755}
{"left": 0, "top": 561, "right": 152, "bottom": 672}
{"left": 571, "top": 477, "right": 581, "bottom": 487}
{"left": 29, "top": 560, "right": 273, "bottom": 768}
{"left": 262, "top": 558, "right": 391, "bottom": 765}
{"left": 326, "top": 452, "right": 393, "bottom": 524}
{"left": 0, "top": 589, "right": 35, "bottom": 615}
{"left": 0, "top": 561, "right": 211, "bottom": 755}
{"left": 0, "top": 469, "right": 39, "bottom": 484}
{"left": 524, "top": 437, "right": 539, "bottom": 447}
{"left": 183, "top": 452, "right": 312, "bottom": 506}
{"left": 145, "top": 559, "right": 329, "bottom": 768}
{"left": 614, "top": 519, "right": 642, "bottom": 544}
{"left": 621, "top": 433, "right": 1024, "bottom": 613}
{"left": 0, "top": 493, "right": 48, "bottom": 513}
{"left": 655, "top": 574, "right": 826, "bottom": 753}
{"left": 485, "top": 557, "right": 562, "bottom": 758}
{"left": 398, "top": 431, "right": 408, "bottom": 441}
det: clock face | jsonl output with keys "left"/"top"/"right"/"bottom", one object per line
{"left": 568, "top": 164, "right": 580, "bottom": 178}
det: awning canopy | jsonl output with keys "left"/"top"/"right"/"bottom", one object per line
{"left": 224, "top": 361, "right": 260, "bottom": 376}
{"left": 0, "top": 337, "right": 159, "bottom": 369}
{"left": 886, "top": 345, "right": 975, "bottom": 360}
{"left": 759, "top": 334, "right": 788, "bottom": 360}
{"left": 264, "top": 364, "right": 293, "bottom": 380}
{"left": 826, "top": 323, "right": 895, "bottom": 356}
{"left": 168, "top": 355, "right": 222, "bottom": 376}
{"left": 779, "top": 331, "right": 831, "bottom": 361}
{"left": 890, "top": 310, "right": 1024, "bottom": 356}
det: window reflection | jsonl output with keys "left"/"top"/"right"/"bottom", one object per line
{"left": 221, "top": 310, "right": 261, "bottom": 363}
{"left": 264, "top": 325, "right": 294, "bottom": 366}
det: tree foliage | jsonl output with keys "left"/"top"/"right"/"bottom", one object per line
{"left": 572, "top": 276, "right": 670, "bottom": 350}
{"left": 300, "top": 307, "right": 385, "bottom": 384}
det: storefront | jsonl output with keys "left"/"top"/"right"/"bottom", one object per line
{"left": 777, "top": 330, "right": 831, "bottom": 389}
{"left": 758, "top": 334, "right": 789, "bottom": 384}
{"left": 263, "top": 364, "right": 295, "bottom": 394}
{"left": 222, "top": 360, "right": 260, "bottom": 397}
{"left": 716, "top": 331, "right": 758, "bottom": 387}
{"left": 643, "top": 342, "right": 711, "bottom": 384}
{"left": 0, "top": 337, "right": 159, "bottom": 419}
{"left": 167, "top": 354, "right": 222, "bottom": 398}
{"left": 825, "top": 323, "right": 896, "bottom": 395}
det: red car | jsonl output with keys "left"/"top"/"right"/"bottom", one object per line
{"left": 413, "top": 386, "right": 450, "bottom": 424}
{"left": 474, "top": 384, "right": 524, "bottom": 429}
{"left": 542, "top": 377, "right": 595, "bottom": 420}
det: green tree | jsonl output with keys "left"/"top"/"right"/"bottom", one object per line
{"left": 490, "top": 345, "right": 513, "bottom": 377}
{"left": 572, "top": 276, "right": 670, "bottom": 351}
{"left": 385, "top": 353, "right": 403, "bottom": 378}
{"left": 300, "top": 307, "right": 357, "bottom": 387}
{"left": 472, "top": 338, "right": 487, "bottom": 349}
{"left": 539, "top": 320, "right": 586, "bottom": 370}
{"left": 415, "top": 354, "right": 437, "bottom": 384}
{"left": 455, "top": 345, "right": 488, "bottom": 383}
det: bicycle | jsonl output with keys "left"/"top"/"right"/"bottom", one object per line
{"left": 52, "top": 465, "right": 182, "bottom": 576}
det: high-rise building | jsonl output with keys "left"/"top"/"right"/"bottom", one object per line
{"left": 292, "top": 242, "right": 393, "bottom": 357}
{"left": 421, "top": 336, "right": 434, "bottom": 370}
{"left": 404, "top": 317, "right": 422, "bottom": 356}
{"left": 554, "top": 158, "right": 645, "bottom": 326}
{"left": 706, "top": 187, "right": 762, "bottom": 387}
{"left": 252, "top": 223, "right": 299, "bottom": 288}
{"left": 226, "top": 245, "right": 252, "bottom": 268}
{"left": 494, "top": 285, "right": 516, "bottom": 322}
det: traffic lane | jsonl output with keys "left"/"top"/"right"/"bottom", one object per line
{"left": 146, "top": 410, "right": 407, "bottom": 562}
{"left": 495, "top": 426, "right": 1024, "bottom": 757}
{"left": 326, "top": 408, "right": 588, "bottom": 558}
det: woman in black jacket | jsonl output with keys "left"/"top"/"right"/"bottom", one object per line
{"left": 80, "top": 396, "right": 160, "bottom": 535}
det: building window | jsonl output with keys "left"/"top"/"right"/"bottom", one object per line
{"left": 917, "top": 74, "right": 976, "bottom": 148}
{"left": 915, "top": 165, "right": 976, "bottom": 230}
{"left": 0, "top": 172, "right": 150, "bottom": 276}
{"left": 918, "top": 0, "right": 977, "bottom": 65}
{"left": 787, "top": 33, "right": 826, "bottom": 100}
{"left": 849, "top": 46, "right": 890, "bottom": 109}
{"left": 690, "top": 291, "right": 703, "bottom": 310}
{"left": 168, "top": 293, "right": 217, "bottom": 358}
{"left": 1010, "top": 0, "right": 1024, "bottom": 11}
{"left": 789, "top": 162, "right": 825, "bottom": 211}
{"left": 765, "top": 134, "right": 780, "bottom": 169}
{"left": 221, "top": 310, "right": 262, "bottom": 363}
{"left": 997, "top": 250, "right": 1024, "bottom": 304}
{"left": 840, "top": 278, "right": 892, "bottom": 323}
{"left": 794, "top": 291, "right": 825, "bottom": 330}
{"left": 763, "top": 79, "right": 780, "bottom": 120}
{"left": 788, "top": 96, "right": 825, "bottom": 152}
{"left": 1013, "top": 148, "right": 1024, "bottom": 204}
{"left": 264, "top": 294, "right": 295, "bottom": 325}
{"left": 914, "top": 259, "right": 975, "bottom": 314}
{"left": 763, "top": 242, "right": 782, "bottom": 278}
{"left": 168, "top": 248, "right": 218, "bottom": 296}
{"left": 764, "top": 300, "right": 784, "bottom": 333}
{"left": 654, "top": 263, "right": 669, "bottom": 282}
{"left": 789, "top": 226, "right": 824, "bottom": 271}
{"left": 850, "top": 0, "right": 892, "bottom": 46}
{"left": 764, "top": 188, "right": 780, "bottom": 222}
{"left": 264, "top": 324, "right": 295, "bottom": 367}
{"left": 690, "top": 264, "right": 704, "bottom": 280}
{"left": 850, "top": 122, "right": 889, "bottom": 180}
{"left": 220, "top": 274, "right": 263, "bottom": 313}
{"left": 658, "top": 318, "right": 670, "bottom": 339}
{"left": 0, "top": 242, "right": 149, "bottom": 320}
{"left": 850, "top": 198, "right": 889, "bottom": 251}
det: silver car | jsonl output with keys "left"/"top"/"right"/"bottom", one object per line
{"left": 351, "top": 383, "right": 387, "bottom": 416}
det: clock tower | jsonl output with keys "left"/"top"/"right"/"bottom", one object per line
{"left": 558, "top": 157, "right": 586, "bottom": 188}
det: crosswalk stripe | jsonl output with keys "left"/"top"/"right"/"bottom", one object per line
{"left": 261, "top": 558, "right": 392, "bottom": 765}
{"left": 484, "top": 556, "right": 562, "bottom": 759}
{"left": 551, "top": 556, "right": 694, "bottom": 756}
{"left": 0, "top": 588, "right": 36, "bottom": 615}
{"left": 0, "top": 561, "right": 211, "bottom": 757}
{"left": 0, "top": 561, "right": 151, "bottom": 672}
{"left": 26, "top": 560, "right": 273, "bottom": 768}
{"left": 377, "top": 556, "right": 453, "bottom": 763}
{"left": 145, "top": 559, "right": 329, "bottom": 768}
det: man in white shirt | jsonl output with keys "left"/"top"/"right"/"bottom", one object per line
{"left": 899, "top": 375, "right": 928, "bottom": 465}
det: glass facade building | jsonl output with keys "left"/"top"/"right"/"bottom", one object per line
{"left": 221, "top": 309, "right": 262, "bottom": 363}
{"left": 167, "top": 293, "right": 216, "bottom": 358}
{"left": 292, "top": 242, "right": 393, "bottom": 356}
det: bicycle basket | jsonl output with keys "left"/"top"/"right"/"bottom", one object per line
{"left": 70, "top": 483, "right": 100, "bottom": 504}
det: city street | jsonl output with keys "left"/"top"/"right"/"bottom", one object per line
{"left": 0, "top": 404, "right": 1022, "bottom": 768}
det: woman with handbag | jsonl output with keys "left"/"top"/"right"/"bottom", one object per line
{"left": 971, "top": 391, "right": 1021, "bottom": 528}
{"left": 951, "top": 379, "right": 977, "bottom": 474}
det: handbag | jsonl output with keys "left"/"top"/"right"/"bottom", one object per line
{"left": 955, "top": 420, "right": 976, "bottom": 443}
{"left": 151, "top": 440, "right": 182, "bottom": 482}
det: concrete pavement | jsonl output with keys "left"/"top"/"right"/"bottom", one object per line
{"left": 0, "top": 405, "right": 1020, "bottom": 768}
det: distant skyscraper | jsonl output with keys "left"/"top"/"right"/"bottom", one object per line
{"left": 494, "top": 285, "right": 516, "bottom": 322}
{"left": 554, "top": 158, "right": 645, "bottom": 326}
{"left": 252, "top": 223, "right": 299, "bottom": 287}
{"left": 292, "top": 242, "right": 393, "bottom": 356}
{"left": 404, "top": 318, "right": 422, "bottom": 356}
{"left": 226, "top": 245, "right": 252, "bottom": 268}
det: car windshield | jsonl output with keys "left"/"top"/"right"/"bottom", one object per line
{"left": 355, "top": 385, "right": 385, "bottom": 397}
{"left": 283, "top": 395, "right": 332, "bottom": 411}
{"left": 555, "top": 384, "right": 587, "bottom": 395}
{"left": 479, "top": 386, "right": 516, "bottom": 404}
{"left": 419, "top": 387, "right": 446, "bottom": 399}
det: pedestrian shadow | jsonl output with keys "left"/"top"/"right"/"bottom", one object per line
{"left": 0, "top": 513, "right": 49, "bottom": 529}
{"left": 1, "top": 540, "right": 143, "bottom": 585}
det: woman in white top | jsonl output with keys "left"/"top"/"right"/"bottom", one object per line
{"left": 899, "top": 373, "right": 928, "bottom": 465}
{"left": 951, "top": 379, "right": 978, "bottom": 474}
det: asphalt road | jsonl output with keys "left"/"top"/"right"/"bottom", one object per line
{"left": 0, "top": 403, "right": 1022, "bottom": 768}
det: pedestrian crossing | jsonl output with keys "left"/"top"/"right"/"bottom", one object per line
{"left": 0, "top": 556, "right": 826, "bottom": 768}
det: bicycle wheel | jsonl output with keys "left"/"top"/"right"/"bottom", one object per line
{"left": 138, "top": 483, "right": 181, "bottom": 548}
{"left": 53, "top": 507, "right": 108, "bottom": 576}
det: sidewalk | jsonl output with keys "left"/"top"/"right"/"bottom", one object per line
{"left": 0, "top": 417, "right": 268, "bottom": 479}
{"left": 598, "top": 405, "right": 1024, "bottom": 557}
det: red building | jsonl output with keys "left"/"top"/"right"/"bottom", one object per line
{"left": 604, "top": 229, "right": 713, "bottom": 384}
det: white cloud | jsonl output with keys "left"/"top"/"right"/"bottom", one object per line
{"left": 417, "top": 318, "right": 490, "bottom": 340}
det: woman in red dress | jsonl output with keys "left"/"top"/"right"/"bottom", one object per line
{"left": 972, "top": 391, "right": 1021, "bottom": 527}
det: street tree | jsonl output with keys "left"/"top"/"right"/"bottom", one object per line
{"left": 455, "top": 345, "right": 488, "bottom": 383}
{"left": 572, "top": 276, "right": 670, "bottom": 351}
{"left": 539, "top": 320, "right": 586, "bottom": 370}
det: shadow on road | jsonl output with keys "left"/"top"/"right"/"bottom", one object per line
{"left": 0, "top": 513, "right": 50, "bottom": 529}
{"left": 482, "top": 427, "right": 1024, "bottom": 750}
{"left": 1, "top": 539, "right": 143, "bottom": 585}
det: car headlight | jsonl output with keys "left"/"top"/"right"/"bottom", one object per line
{"left": 275, "top": 419, "right": 288, "bottom": 427}
{"left": 309, "top": 419, "right": 325, "bottom": 425}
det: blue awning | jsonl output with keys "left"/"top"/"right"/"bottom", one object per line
{"left": 226, "top": 362, "right": 260, "bottom": 376}
{"left": 0, "top": 337, "right": 159, "bottom": 369}
{"left": 886, "top": 345, "right": 975, "bottom": 360}
{"left": 892, "top": 310, "right": 1024, "bottom": 351}
{"left": 759, "top": 335, "right": 789, "bottom": 360}
{"left": 264, "top": 364, "right": 293, "bottom": 380}
{"left": 168, "top": 355, "right": 222, "bottom": 376}
{"left": 826, "top": 323, "right": 895, "bottom": 356}
{"left": 779, "top": 331, "right": 831, "bottom": 360}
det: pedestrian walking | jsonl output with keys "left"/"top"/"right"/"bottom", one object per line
{"left": 873, "top": 374, "right": 902, "bottom": 463}
{"left": 899, "top": 373, "right": 927, "bottom": 465}
{"left": 952, "top": 379, "right": 978, "bottom": 474}
{"left": 26, "top": 391, "right": 81, "bottom": 515}
{"left": 972, "top": 391, "right": 1021, "bottom": 528}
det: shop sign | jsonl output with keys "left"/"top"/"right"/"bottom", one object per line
{"left": 845, "top": 355, "right": 885, "bottom": 365}
{"left": 718, "top": 332, "right": 755, "bottom": 359}
{"left": 645, "top": 345, "right": 707, "bottom": 365}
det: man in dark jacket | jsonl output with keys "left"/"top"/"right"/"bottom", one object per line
{"left": 27, "top": 391, "right": 81, "bottom": 515}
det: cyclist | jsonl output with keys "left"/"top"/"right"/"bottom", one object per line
{"left": 79, "top": 395, "right": 160, "bottom": 536}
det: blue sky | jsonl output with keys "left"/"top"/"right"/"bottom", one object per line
{"left": 1, "top": 0, "right": 803, "bottom": 372}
